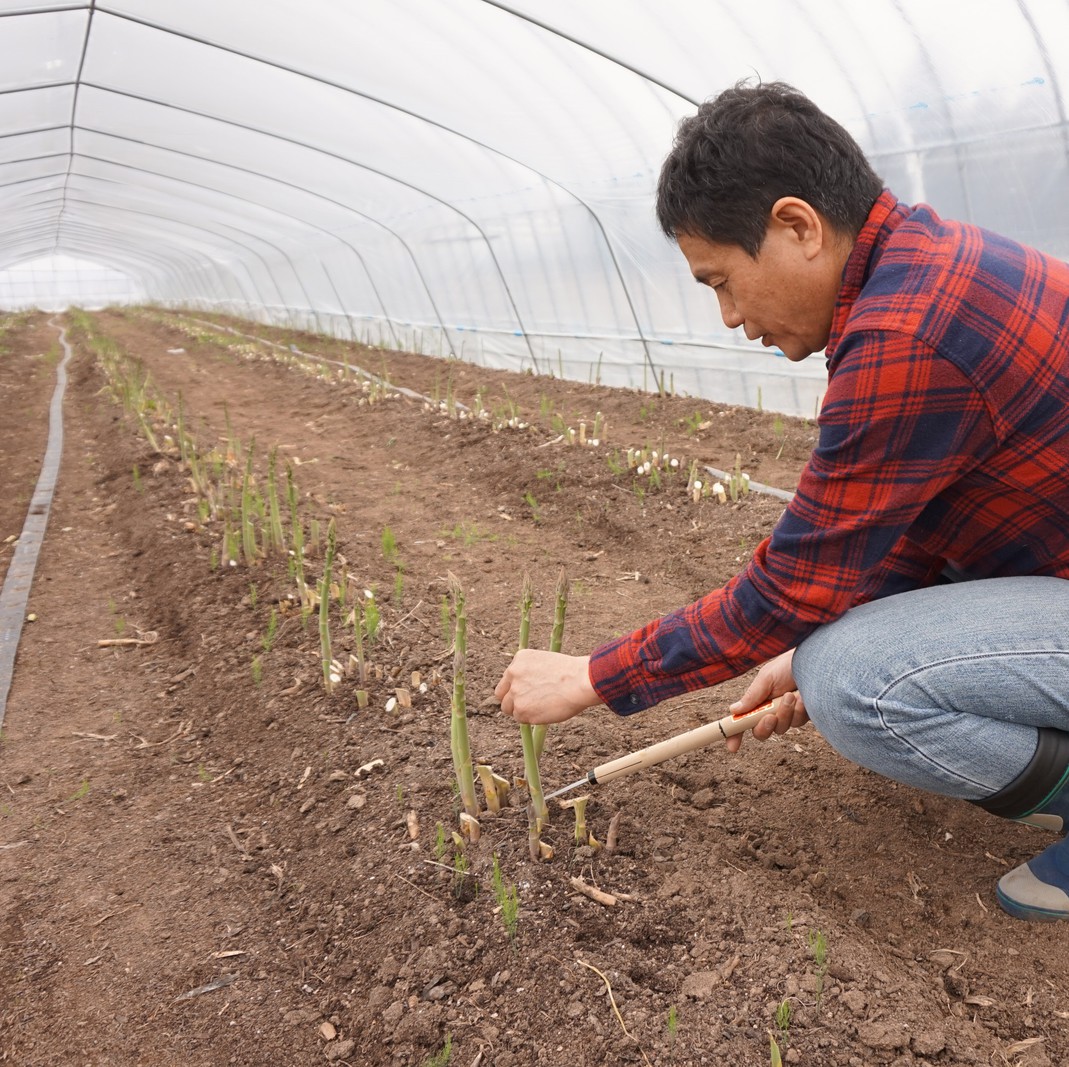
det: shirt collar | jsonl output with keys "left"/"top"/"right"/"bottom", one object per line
{"left": 826, "top": 189, "right": 909, "bottom": 360}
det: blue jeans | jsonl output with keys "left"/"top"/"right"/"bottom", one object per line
{"left": 793, "top": 576, "right": 1069, "bottom": 801}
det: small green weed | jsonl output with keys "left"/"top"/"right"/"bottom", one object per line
{"left": 680, "top": 410, "right": 704, "bottom": 435}
{"left": 774, "top": 998, "right": 791, "bottom": 1044}
{"left": 452, "top": 850, "right": 475, "bottom": 901}
{"left": 522, "top": 490, "right": 541, "bottom": 523}
{"left": 66, "top": 779, "right": 90, "bottom": 803}
{"left": 491, "top": 853, "right": 519, "bottom": 944}
{"left": 381, "top": 526, "right": 398, "bottom": 565}
{"left": 773, "top": 414, "right": 786, "bottom": 459}
{"left": 536, "top": 464, "right": 564, "bottom": 491}
{"left": 667, "top": 1004, "right": 679, "bottom": 1045}
{"left": 443, "top": 521, "right": 496, "bottom": 546}
{"left": 422, "top": 1035, "right": 452, "bottom": 1067}
{"left": 364, "top": 591, "right": 380, "bottom": 644}
{"left": 808, "top": 928, "right": 829, "bottom": 1006}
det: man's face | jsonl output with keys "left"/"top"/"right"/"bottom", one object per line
{"left": 676, "top": 206, "right": 844, "bottom": 362}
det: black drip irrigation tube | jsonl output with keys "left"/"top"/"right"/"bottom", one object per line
{"left": 0, "top": 317, "right": 73, "bottom": 730}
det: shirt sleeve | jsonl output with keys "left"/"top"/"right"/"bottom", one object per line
{"left": 589, "top": 330, "right": 997, "bottom": 715}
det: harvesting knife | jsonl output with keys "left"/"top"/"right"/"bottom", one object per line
{"left": 543, "top": 699, "right": 781, "bottom": 801}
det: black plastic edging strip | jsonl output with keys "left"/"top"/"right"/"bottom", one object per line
{"left": 0, "top": 316, "right": 72, "bottom": 731}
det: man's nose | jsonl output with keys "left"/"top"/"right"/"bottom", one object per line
{"left": 718, "top": 296, "right": 744, "bottom": 331}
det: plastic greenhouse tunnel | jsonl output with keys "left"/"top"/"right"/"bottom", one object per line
{"left": 0, "top": 1, "right": 1066, "bottom": 415}
{"left": 3, "top": 3, "right": 1069, "bottom": 1065}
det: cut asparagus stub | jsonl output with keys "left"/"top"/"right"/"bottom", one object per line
{"left": 525, "top": 801, "right": 542, "bottom": 861}
{"left": 459, "top": 811, "right": 481, "bottom": 843}
{"left": 491, "top": 772, "right": 511, "bottom": 807}
{"left": 477, "top": 765, "right": 503, "bottom": 813}
{"left": 560, "top": 795, "right": 589, "bottom": 845}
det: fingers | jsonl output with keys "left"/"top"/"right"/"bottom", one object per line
{"left": 727, "top": 689, "right": 808, "bottom": 753}
{"left": 729, "top": 675, "right": 775, "bottom": 716}
{"left": 728, "top": 650, "right": 797, "bottom": 716}
{"left": 493, "top": 651, "right": 597, "bottom": 725}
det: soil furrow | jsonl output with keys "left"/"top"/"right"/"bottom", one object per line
{"left": 0, "top": 310, "right": 1063, "bottom": 1066}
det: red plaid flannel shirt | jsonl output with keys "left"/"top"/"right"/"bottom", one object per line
{"left": 591, "top": 190, "right": 1069, "bottom": 715}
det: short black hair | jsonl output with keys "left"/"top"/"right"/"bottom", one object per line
{"left": 656, "top": 80, "right": 883, "bottom": 256}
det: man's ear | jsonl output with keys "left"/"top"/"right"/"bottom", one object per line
{"left": 768, "top": 196, "right": 824, "bottom": 260}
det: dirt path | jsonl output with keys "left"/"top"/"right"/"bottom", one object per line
{"left": 0, "top": 309, "right": 1064, "bottom": 1066}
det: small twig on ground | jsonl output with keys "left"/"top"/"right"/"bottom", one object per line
{"left": 570, "top": 876, "right": 617, "bottom": 907}
{"left": 130, "top": 720, "right": 192, "bottom": 749}
{"left": 174, "top": 974, "right": 239, "bottom": 1002}
{"left": 279, "top": 675, "right": 303, "bottom": 696}
{"left": 576, "top": 958, "right": 652, "bottom": 1067}
{"left": 393, "top": 599, "right": 425, "bottom": 627}
{"left": 225, "top": 824, "right": 250, "bottom": 860}
{"left": 92, "top": 902, "right": 144, "bottom": 926}
{"left": 97, "top": 630, "right": 159, "bottom": 648}
{"left": 393, "top": 872, "right": 438, "bottom": 903}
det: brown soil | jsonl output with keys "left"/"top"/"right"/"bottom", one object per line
{"left": 0, "top": 308, "right": 1064, "bottom": 1067}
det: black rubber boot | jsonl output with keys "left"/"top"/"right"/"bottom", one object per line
{"left": 973, "top": 728, "right": 1069, "bottom": 921}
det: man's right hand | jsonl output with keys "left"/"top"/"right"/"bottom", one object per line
{"left": 725, "top": 649, "right": 809, "bottom": 752}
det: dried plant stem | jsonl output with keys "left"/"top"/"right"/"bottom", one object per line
{"left": 576, "top": 957, "right": 652, "bottom": 1067}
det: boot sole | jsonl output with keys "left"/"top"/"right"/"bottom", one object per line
{"left": 996, "top": 886, "right": 1069, "bottom": 922}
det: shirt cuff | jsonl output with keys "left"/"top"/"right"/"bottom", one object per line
{"left": 588, "top": 633, "right": 655, "bottom": 716}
